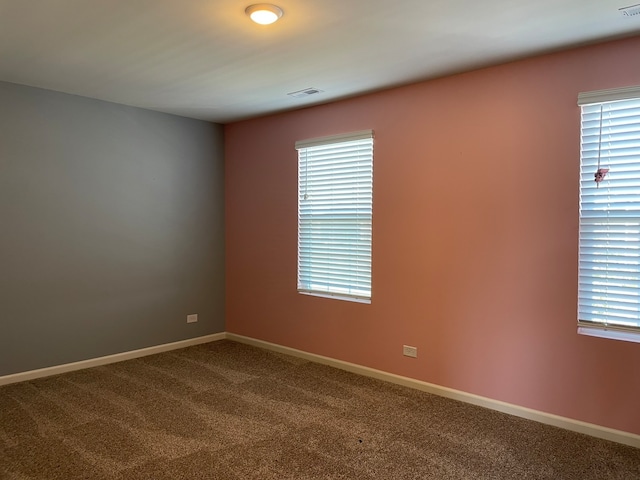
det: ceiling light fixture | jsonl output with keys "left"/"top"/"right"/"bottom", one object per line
{"left": 245, "top": 4, "right": 283, "bottom": 25}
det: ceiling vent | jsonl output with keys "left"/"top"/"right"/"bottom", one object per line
{"left": 619, "top": 3, "right": 640, "bottom": 16}
{"left": 287, "top": 88, "right": 323, "bottom": 98}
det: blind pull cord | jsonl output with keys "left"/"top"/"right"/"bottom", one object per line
{"left": 594, "top": 104, "right": 609, "bottom": 187}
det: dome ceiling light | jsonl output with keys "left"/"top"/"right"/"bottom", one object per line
{"left": 245, "top": 4, "right": 284, "bottom": 25}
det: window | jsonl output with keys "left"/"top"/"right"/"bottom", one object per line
{"left": 296, "top": 130, "right": 374, "bottom": 302}
{"left": 578, "top": 86, "right": 640, "bottom": 342}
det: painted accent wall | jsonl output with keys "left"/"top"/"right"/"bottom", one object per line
{"left": 225, "top": 35, "right": 640, "bottom": 435}
{"left": 0, "top": 81, "right": 225, "bottom": 377}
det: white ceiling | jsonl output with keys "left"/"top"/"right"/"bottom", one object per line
{"left": 0, "top": 0, "right": 638, "bottom": 123}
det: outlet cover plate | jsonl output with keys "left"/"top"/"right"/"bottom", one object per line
{"left": 187, "top": 314, "right": 198, "bottom": 324}
{"left": 403, "top": 345, "right": 417, "bottom": 358}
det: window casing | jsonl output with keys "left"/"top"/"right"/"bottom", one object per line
{"left": 296, "top": 130, "right": 373, "bottom": 302}
{"left": 578, "top": 86, "right": 640, "bottom": 341}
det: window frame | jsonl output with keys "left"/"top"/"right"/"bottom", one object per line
{"left": 577, "top": 85, "right": 640, "bottom": 343}
{"left": 295, "top": 130, "right": 374, "bottom": 303}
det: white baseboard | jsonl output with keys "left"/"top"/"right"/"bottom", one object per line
{"left": 0, "top": 333, "right": 226, "bottom": 386}
{"left": 227, "top": 333, "right": 640, "bottom": 449}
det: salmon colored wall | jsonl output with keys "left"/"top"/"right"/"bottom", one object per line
{"left": 225, "top": 36, "right": 640, "bottom": 435}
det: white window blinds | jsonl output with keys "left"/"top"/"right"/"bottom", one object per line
{"left": 578, "top": 86, "right": 640, "bottom": 334}
{"left": 296, "top": 130, "right": 373, "bottom": 302}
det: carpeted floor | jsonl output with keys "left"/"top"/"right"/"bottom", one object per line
{"left": 0, "top": 340, "right": 638, "bottom": 479}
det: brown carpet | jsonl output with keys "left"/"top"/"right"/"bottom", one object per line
{"left": 0, "top": 340, "right": 638, "bottom": 479}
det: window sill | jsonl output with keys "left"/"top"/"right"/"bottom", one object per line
{"left": 298, "top": 291, "right": 371, "bottom": 304}
{"left": 578, "top": 326, "right": 640, "bottom": 344}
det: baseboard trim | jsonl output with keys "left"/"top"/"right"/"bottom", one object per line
{"left": 0, "top": 333, "right": 226, "bottom": 386}
{"left": 227, "top": 333, "right": 640, "bottom": 449}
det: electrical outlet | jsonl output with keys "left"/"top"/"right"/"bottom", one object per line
{"left": 186, "top": 314, "right": 198, "bottom": 324}
{"left": 403, "top": 345, "right": 417, "bottom": 358}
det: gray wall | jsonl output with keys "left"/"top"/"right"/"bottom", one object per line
{"left": 0, "top": 82, "right": 225, "bottom": 376}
